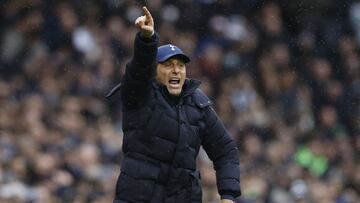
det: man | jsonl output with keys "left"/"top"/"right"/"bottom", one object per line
{"left": 107, "top": 7, "right": 241, "bottom": 203}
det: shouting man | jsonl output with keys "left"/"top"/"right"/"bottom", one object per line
{"left": 107, "top": 6, "right": 241, "bottom": 203}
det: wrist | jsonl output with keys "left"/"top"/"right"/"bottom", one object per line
{"left": 138, "top": 31, "right": 157, "bottom": 43}
{"left": 140, "top": 30, "right": 154, "bottom": 38}
{"left": 221, "top": 199, "right": 234, "bottom": 203}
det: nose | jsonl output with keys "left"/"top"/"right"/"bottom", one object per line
{"left": 172, "top": 65, "right": 180, "bottom": 74}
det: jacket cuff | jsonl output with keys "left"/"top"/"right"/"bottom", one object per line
{"left": 134, "top": 31, "right": 158, "bottom": 59}
{"left": 136, "top": 31, "right": 158, "bottom": 44}
{"left": 221, "top": 194, "right": 235, "bottom": 201}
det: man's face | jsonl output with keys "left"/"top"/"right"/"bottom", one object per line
{"left": 156, "top": 58, "right": 186, "bottom": 96}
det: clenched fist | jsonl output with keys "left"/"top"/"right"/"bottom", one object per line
{"left": 135, "top": 6, "right": 154, "bottom": 38}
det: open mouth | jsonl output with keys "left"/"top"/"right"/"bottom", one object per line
{"left": 168, "top": 78, "right": 180, "bottom": 88}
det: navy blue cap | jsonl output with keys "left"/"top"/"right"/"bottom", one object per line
{"left": 156, "top": 44, "right": 190, "bottom": 63}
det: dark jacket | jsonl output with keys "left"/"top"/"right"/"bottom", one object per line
{"left": 108, "top": 32, "right": 241, "bottom": 203}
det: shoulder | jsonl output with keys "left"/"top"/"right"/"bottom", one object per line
{"left": 192, "top": 88, "right": 213, "bottom": 109}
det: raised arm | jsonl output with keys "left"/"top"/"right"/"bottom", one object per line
{"left": 201, "top": 106, "right": 241, "bottom": 202}
{"left": 121, "top": 7, "right": 158, "bottom": 110}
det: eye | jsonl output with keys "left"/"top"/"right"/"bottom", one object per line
{"left": 179, "top": 63, "right": 185, "bottom": 68}
{"left": 162, "top": 62, "right": 172, "bottom": 67}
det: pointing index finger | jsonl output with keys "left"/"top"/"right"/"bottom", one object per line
{"left": 142, "top": 6, "right": 152, "bottom": 19}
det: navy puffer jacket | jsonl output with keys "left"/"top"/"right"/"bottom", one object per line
{"left": 108, "top": 32, "right": 241, "bottom": 203}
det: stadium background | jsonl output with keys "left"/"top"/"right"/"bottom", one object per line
{"left": 0, "top": 0, "right": 359, "bottom": 202}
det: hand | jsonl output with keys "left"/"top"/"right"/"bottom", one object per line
{"left": 221, "top": 199, "right": 234, "bottom": 203}
{"left": 134, "top": 6, "right": 154, "bottom": 38}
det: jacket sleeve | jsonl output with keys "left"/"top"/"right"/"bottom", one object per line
{"left": 120, "top": 32, "right": 159, "bottom": 110}
{"left": 201, "top": 106, "right": 241, "bottom": 201}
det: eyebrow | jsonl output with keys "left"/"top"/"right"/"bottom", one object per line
{"left": 162, "top": 60, "right": 185, "bottom": 65}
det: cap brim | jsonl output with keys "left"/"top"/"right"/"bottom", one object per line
{"left": 157, "top": 53, "right": 190, "bottom": 63}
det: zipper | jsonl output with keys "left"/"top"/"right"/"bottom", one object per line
{"left": 173, "top": 103, "right": 182, "bottom": 168}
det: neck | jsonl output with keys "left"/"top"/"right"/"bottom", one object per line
{"left": 161, "top": 85, "right": 181, "bottom": 105}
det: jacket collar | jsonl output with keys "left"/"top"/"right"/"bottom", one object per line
{"left": 181, "top": 79, "right": 201, "bottom": 97}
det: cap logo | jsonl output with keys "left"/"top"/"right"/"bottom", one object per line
{"left": 170, "top": 45, "right": 176, "bottom": 51}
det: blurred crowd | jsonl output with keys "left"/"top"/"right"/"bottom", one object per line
{"left": 0, "top": 0, "right": 359, "bottom": 202}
